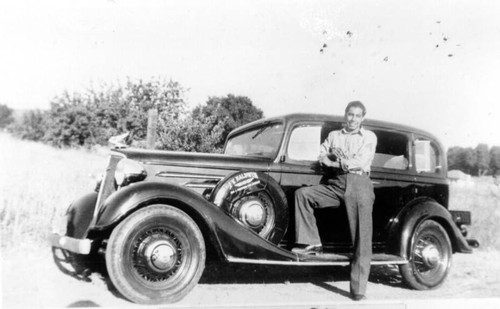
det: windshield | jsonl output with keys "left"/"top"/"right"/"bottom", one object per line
{"left": 224, "top": 122, "right": 284, "bottom": 159}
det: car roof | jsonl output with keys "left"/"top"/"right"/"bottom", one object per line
{"left": 229, "top": 113, "right": 441, "bottom": 143}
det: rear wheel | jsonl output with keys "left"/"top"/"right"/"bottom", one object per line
{"left": 105, "top": 205, "right": 205, "bottom": 304}
{"left": 399, "top": 220, "right": 452, "bottom": 290}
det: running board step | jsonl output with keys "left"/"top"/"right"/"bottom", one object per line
{"left": 300, "top": 253, "right": 408, "bottom": 265}
{"left": 227, "top": 254, "right": 408, "bottom": 266}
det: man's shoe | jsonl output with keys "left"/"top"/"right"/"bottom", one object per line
{"left": 351, "top": 294, "right": 366, "bottom": 301}
{"left": 291, "top": 244, "right": 323, "bottom": 255}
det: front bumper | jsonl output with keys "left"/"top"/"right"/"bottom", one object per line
{"left": 50, "top": 233, "right": 92, "bottom": 255}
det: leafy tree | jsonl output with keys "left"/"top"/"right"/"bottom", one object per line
{"left": 475, "top": 143, "right": 490, "bottom": 176}
{"left": 10, "top": 109, "right": 47, "bottom": 141}
{"left": 447, "top": 146, "right": 477, "bottom": 175}
{"left": 43, "top": 92, "right": 94, "bottom": 147}
{"left": 0, "top": 104, "right": 14, "bottom": 129}
{"left": 490, "top": 146, "right": 500, "bottom": 176}
{"left": 462, "top": 147, "right": 477, "bottom": 175}
{"left": 7, "top": 81, "right": 262, "bottom": 154}
{"left": 37, "top": 77, "right": 188, "bottom": 148}
{"left": 447, "top": 146, "right": 463, "bottom": 171}
{"left": 190, "top": 94, "right": 264, "bottom": 151}
{"left": 123, "top": 78, "right": 187, "bottom": 141}
{"left": 156, "top": 116, "right": 221, "bottom": 152}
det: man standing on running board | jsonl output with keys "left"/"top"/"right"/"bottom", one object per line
{"left": 292, "top": 101, "right": 377, "bottom": 301}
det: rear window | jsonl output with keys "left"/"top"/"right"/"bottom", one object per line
{"left": 414, "top": 139, "right": 441, "bottom": 173}
{"left": 372, "top": 130, "right": 410, "bottom": 170}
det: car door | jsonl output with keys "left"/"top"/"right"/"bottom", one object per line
{"left": 279, "top": 121, "right": 351, "bottom": 246}
{"left": 280, "top": 122, "right": 418, "bottom": 250}
{"left": 367, "top": 127, "right": 415, "bottom": 246}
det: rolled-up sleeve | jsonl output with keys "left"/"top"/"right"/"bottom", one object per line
{"left": 319, "top": 132, "right": 334, "bottom": 158}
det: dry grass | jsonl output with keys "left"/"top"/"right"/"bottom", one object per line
{"left": 1, "top": 132, "right": 498, "bottom": 255}
{"left": 0, "top": 133, "right": 108, "bottom": 254}
{"left": 449, "top": 176, "right": 500, "bottom": 250}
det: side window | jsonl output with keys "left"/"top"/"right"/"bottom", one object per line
{"left": 287, "top": 125, "right": 322, "bottom": 161}
{"left": 415, "top": 139, "right": 440, "bottom": 173}
{"left": 372, "top": 130, "right": 410, "bottom": 170}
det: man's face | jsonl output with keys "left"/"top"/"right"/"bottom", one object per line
{"left": 344, "top": 106, "right": 365, "bottom": 132}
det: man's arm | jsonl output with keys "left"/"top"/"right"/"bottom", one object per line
{"left": 340, "top": 132, "right": 377, "bottom": 171}
{"left": 318, "top": 131, "right": 342, "bottom": 169}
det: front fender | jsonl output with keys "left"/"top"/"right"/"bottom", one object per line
{"left": 94, "top": 181, "right": 215, "bottom": 230}
{"left": 92, "top": 181, "right": 297, "bottom": 262}
{"left": 388, "top": 198, "right": 472, "bottom": 258}
{"left": 66, "top": 192, "right": 98, "bottom": 239}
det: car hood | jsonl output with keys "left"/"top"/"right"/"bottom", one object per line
{"left": 113, "top": 148, "right": 273, "bottom": 171}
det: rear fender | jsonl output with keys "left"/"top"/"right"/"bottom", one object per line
{"left": 388, "top": 198, "right": 472, "bottom": 258}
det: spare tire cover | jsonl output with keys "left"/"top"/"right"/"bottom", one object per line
{"left": 210, "top": 171, "right": 288, "bottom": 244}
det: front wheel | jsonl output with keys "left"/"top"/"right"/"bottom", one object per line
{"left": 399, "top": 220, "right": 452, "bottom": 290}
{"left": 105, "top": 205, "right": 205, "bottom": 304}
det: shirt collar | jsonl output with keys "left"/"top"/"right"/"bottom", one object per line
{"left": 341, "top": 126, "right": 365, "bottom": 136}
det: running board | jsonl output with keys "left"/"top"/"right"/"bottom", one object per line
{"left": 227, "top": 253, "right": 408, "bottom": 266}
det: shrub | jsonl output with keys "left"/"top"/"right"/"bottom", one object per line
{"left": 9, "top": 77, "right": 189, "bottom": 148}
{"left": 0, "top": 104, "right": 14, "bottom": 129}
{"left": 9, "top": 109, "right": 48, "bottom": 141}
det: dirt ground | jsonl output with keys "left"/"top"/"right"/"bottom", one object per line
{"left": 2, "top": 245, "right": 500, "bottom": 309}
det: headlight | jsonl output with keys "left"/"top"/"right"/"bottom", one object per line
{"left": 115, "top": 159, "right": 147, "bottom": 187}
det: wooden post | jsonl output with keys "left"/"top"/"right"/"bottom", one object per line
{"left": 146, "top": 108, "right": 158, "bottom": 149}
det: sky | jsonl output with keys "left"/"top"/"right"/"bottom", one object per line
{"left": 1, "top": 0, "right": 500, "bottom": 149}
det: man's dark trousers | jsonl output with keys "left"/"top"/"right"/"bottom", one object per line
{"left": 295, "top": 173, "right": 375, "bottom": 296}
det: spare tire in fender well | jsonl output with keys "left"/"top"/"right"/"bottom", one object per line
{"left": 210, "top": 171, "right": 289, "bottom": 244}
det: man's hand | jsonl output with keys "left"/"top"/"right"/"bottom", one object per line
{"left": 318, "top": 153, "right": 332, "bottom": 167}
{"left": 329, "top": 147, "right": 348, "bottom": 160}
{"left": 318, "top": 153, "right": 340, "bottom": 169}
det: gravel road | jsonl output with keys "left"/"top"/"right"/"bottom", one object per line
{"left": 2, "top": 246, "right": 500, "bottom": 308}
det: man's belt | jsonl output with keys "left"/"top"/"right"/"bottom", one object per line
{"left": 348, "top": 170, "right": 370, "bottom": 176}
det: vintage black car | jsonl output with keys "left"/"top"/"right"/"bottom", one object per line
{"left": 51, "top": 113, "right": 478, "bottom": 304}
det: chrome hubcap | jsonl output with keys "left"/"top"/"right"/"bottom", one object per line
{"left": 133, "top": 228, "right": 182, "bottom": 281}
{"left": 231, "top": 195, "right": 273, "bottom": 233}
{"left": 240, "top": 200, "right": 266, "bottom": 228}
{"left": 145, "top": 241, "right": 176, "bottom": 272}
{"left": 229, "top": 193, "right": 275, "bottom": 238}
{"left": 414, "top": 235, "right": 446, "bottom": 274}
{"left": 421, "top": 245, "right": 440, "bottom": 268}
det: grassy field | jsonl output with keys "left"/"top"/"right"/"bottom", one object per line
{"left": 1, "top": 132, "right": 499, "bottom": 255}
{"left": 449, "top": 176, "right": 500, "bottom": 250}
{"left": 0, "top": 133, "right": 108, "bottom": 254}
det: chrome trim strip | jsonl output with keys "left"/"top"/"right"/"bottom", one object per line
{"left": 227, "top": 257, "right": 408, "bottom": 266}
{"left": 149, "top": 161, "right": 277, "bottom": 173}
{"left": 184, "top": 183, "right": 217, "bottom": 189}
{"left": 371, "top": 260, "right": 408, "bottom": 265}
{"left": 156, "top": 171, "right": 224, "bottom": 180}
{"left": 227, "top": 257, "right": 347, "bottom": 266}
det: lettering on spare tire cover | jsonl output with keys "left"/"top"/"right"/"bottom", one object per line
{"left": 213, "top": 172, "right": 261, "bottom": 206}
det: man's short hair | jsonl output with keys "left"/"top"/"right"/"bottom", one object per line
{"left": 345, "top": 101, "right": 366, "bottom": 116}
